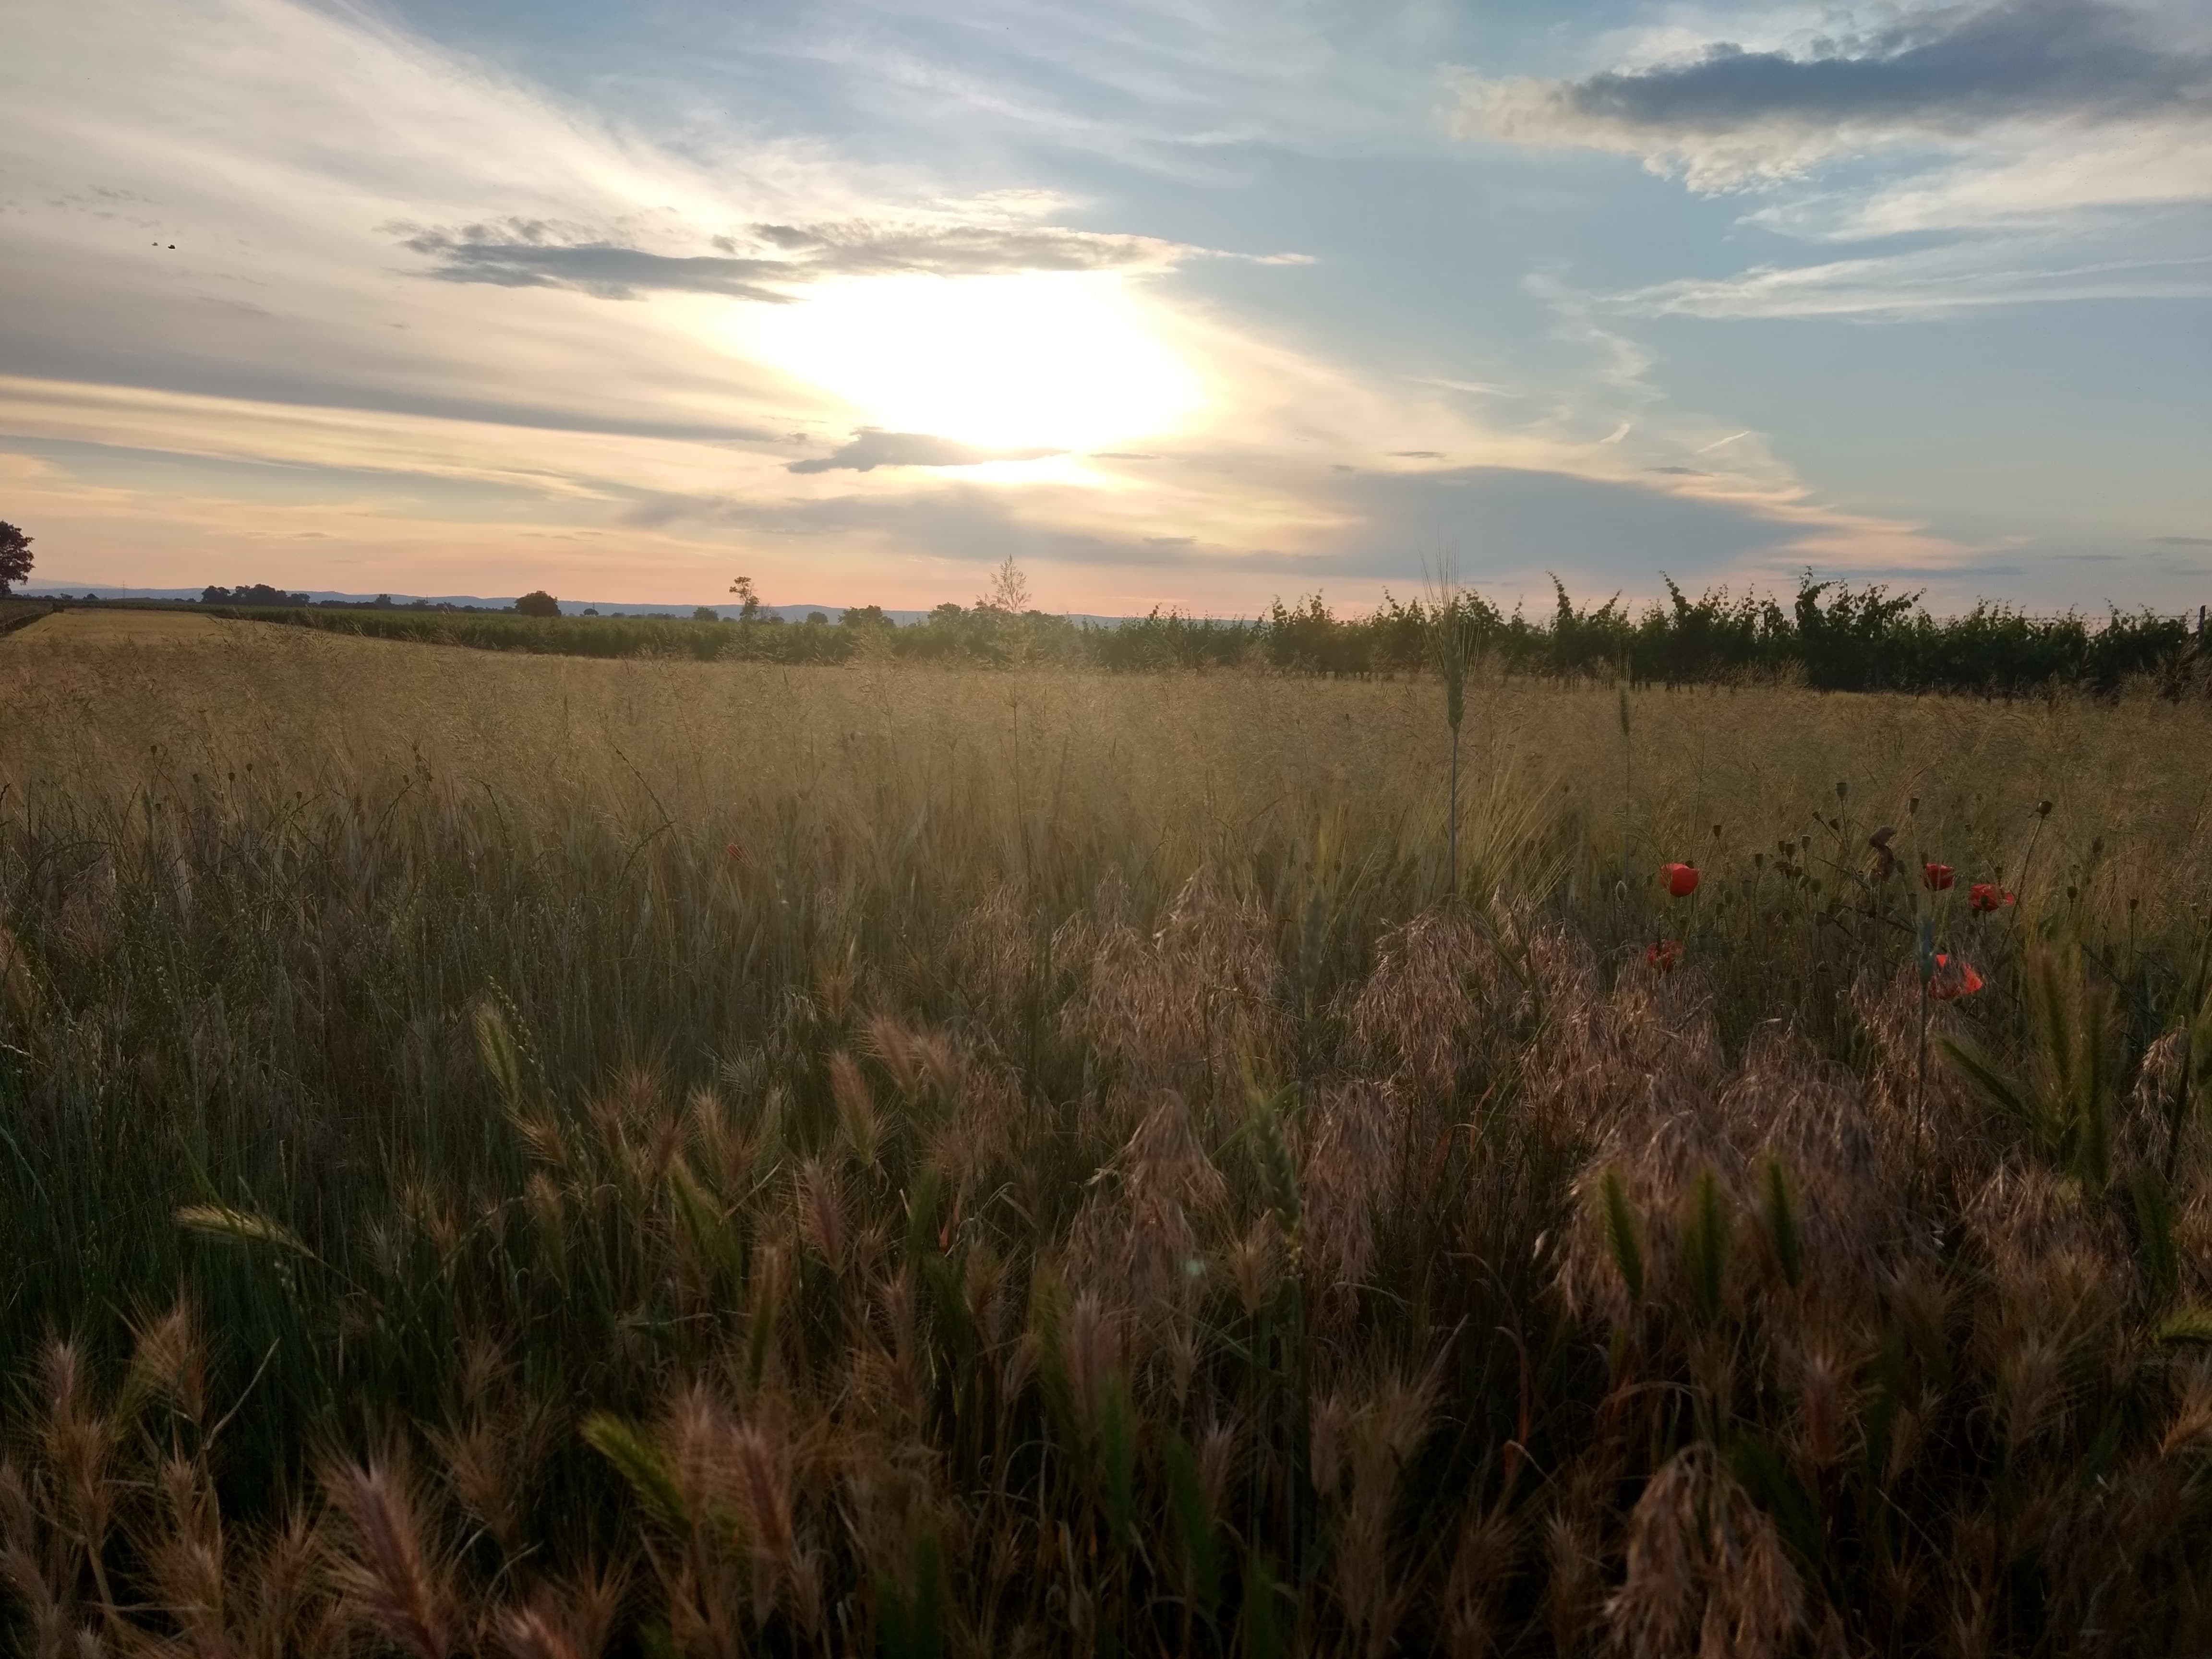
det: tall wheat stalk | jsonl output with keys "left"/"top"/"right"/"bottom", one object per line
{"left": 1423, "top": 559, "right": 1473, "bottom": 901}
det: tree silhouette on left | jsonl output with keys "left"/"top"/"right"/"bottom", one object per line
{"left": 0, "top": 521, "right": 31, "bottom": 597}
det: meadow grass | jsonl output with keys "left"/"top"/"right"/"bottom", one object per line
{"left": 3, "top": 623, "right": 2212, "bottom": 1657}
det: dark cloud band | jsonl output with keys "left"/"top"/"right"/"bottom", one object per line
{"left": 1470, "top": 0, "right": 2212, "bottom": 155}
{"left": 393, "top": 217, "right": 1196, "bottom": 301}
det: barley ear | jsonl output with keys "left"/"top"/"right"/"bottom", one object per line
{"left": 1937, "top": 1037, "right": 2031, "bottom": 1127}
{"left": 828, "top": 1050, "right": 878, "bottom": 1169}
{"left": 744, "top": 1247, "right": 783, "bottom": 1396}
{"left": 2127, "top": 1167, "right": 2179, "bottom": 1309}
{"left": 903, "top": 1164, "right": 942, "bottom": 1265}
{"left": 176, "top": 1203, "right": 313, "bottom": 1258}
{"left": 2156, "top": 1307, "right": 2212, "bottom": 1347}
{"left": 1100, "top": 1372, "right": 1136, "bottom": 1550}
{"left": 579, "top": 1415, "right": 685, "bottom": 1531}
{"left": 1165, "top": 1429, "right": 1221, "bottom": 1618}
{"left": 1600, "top": 1167, "right": 1645, "bottom": 1308}
{"left": 1763, "top": 1158, "right": 1802, "bottom": 1291}
{"left": 1245, "top": 1086, "right": 1302, "bottom": 1237}
{"left": 1683, "top": 1166, "right": 1725, "bottom": 1327}
{"left": 667, "top": 1159, "right": 743, "bottom": 1289}
{"left": 473, "top": 998, "right": 524, "bottom": 1115}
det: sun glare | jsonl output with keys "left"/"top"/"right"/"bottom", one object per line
{"left": 735, "top": 271, "right": 1205, "bottom": 454}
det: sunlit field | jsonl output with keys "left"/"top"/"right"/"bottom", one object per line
{"left": 5, "top": 620, "right": 2212, "bottom": 1656}
{"left": 9, "top": 606, "right": 220, "bottom": 644}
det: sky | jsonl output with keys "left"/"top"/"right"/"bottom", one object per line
{"left": 2, "top": 0, "right": 2208, "bottom": 615}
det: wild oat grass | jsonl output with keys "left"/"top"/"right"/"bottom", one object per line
{"left": 2, "top": 624, "right": 2212, "bottom": 1656}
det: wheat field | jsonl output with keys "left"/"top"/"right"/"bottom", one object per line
{"left": 4, "top": 619, "right": 2212, "bottom": 1657}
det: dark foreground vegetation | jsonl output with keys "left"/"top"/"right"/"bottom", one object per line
{"left": 0, "top": 598, "right": 60, "bottom": 640}
{"left": 203, "top": 574, "right": 2212, "bottom": 697}
{"left": 4, "top": 636, "right": 2212, "bottom": 1658}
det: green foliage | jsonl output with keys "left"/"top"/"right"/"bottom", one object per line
{"left": 1600, "top": 1166, "right": 1645, "bottom": 1307}
{"left": 1942, "top": 948, "right": 2118, "bottom": 1185}
{"left": 581, "top": 1412, "right": 686, "bottom": 1529}
{"left": 2126, "top": 1167, "right": 2179, "bottom": 1308}
{"left": 202, "top": 567, "right": 2212, "bottom": 695}
{"left": 876, "top": 1525, "right": 946, "bottom": 1659}
{"left": 1682, "top": 1165, "right": 1725, "bottom": 1326}
{"left": 1165, "top": 1430, "right": 1221, "bottom": 1618}
{"left": 0, "top": 520, "right": 33, "bottom": 597}
{"left": 1763, "top": 1157, "right": 1803, "bottom": 1291}
{"left": 1245, "top": 1084, "right": 1302, "bottom": 1236}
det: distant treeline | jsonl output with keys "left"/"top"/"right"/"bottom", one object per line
{"left": 204, "top": 574, "right": 2212, "bottom": 696}
{"left": 199, "top": 584, "right": 510, "bottom": 613}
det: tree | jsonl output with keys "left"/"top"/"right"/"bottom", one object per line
{"left": 513, "top": 590, "right": 560, "bottom": 617}
{"left": 978, "top": 556, "right": 1031, "bottom": 614}
{"left": 0, "top": 522, "right": 33, "bottom": 597}
{"left": 200, "top": 582, "right": 307, "bottom": 608}
{"left": 727, "top": 575, "right": 763, "bottom": 623}
{"left": 692, "top": 605, "right": 721, "bottom": 623}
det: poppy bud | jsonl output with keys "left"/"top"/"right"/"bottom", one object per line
{"left": 1661, "top": 862, "right": 1700, "bottom": 898}
{"left": 1868, "top": 826, "right": 1897, "bottom": 880}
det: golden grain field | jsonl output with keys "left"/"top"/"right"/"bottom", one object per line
{"left": 3, "top": 620, "right": 2211, "bottom": 1657}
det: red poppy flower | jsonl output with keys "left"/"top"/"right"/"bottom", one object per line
{"left": 1968, "top": 882, "right": 2014, "bottom": 913}
{"left": 1647, "top": 939, "right": 1682, "bottom": 974}
{"left": 1930, "top": 953, "right": 1984, "bottom": 1000}
{"left": 1662, "top": 862, "right": 1700, "bottom": 898}
{"left": 1923, "top": 863, "right": 1955, "bottom": 890}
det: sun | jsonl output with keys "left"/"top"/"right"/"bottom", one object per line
{"left": 733, "top": 270, "right": 1206, "bottom": 454}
